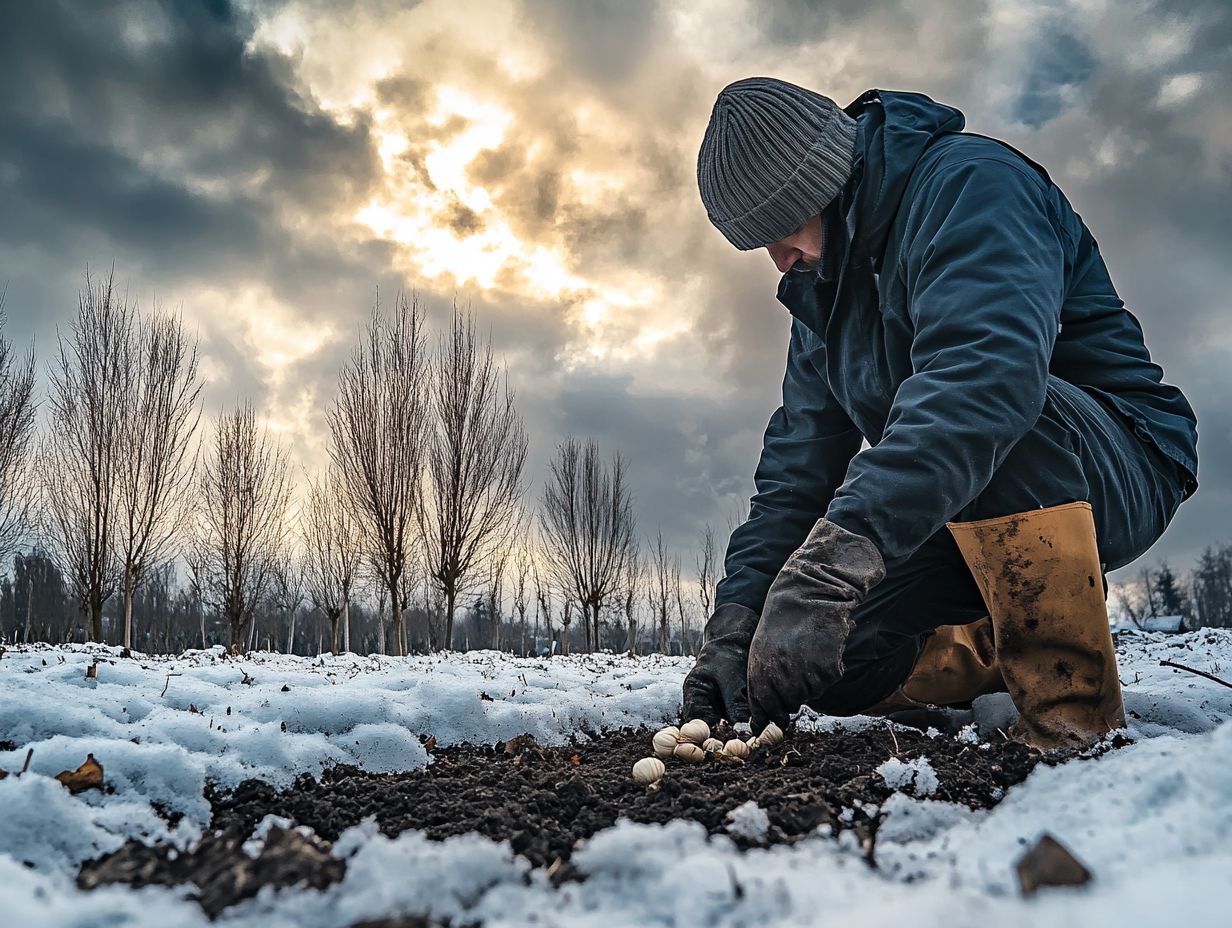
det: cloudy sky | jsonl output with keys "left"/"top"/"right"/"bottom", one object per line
{"left": 1, "top": 0, "right": 1228, "bottom": 583}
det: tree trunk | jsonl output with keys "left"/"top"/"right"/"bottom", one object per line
{"left": 123, "top": 574, "right": 135, "bottom": 650}
{"left": 342, "top": 598, "right": 350, "bottom": 653}
{"left": 90, "top": 600, "right": 103, "bottom": 643}
{"left": 445, "top": 588, "right": 457, "bottom": 651}
{"left": 388, "top": 576, "right": 405, "bottom": 657}
{"left": 376, "top": 599, "right": 386, "bottom": 655}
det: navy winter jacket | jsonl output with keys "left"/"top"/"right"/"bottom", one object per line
{"left": 716, "top": 90, "right": 1198, "bottom": 614}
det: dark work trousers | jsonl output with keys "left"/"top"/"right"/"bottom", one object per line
{"left": 814, "top": 377, "right": 1194, "bottom": 716}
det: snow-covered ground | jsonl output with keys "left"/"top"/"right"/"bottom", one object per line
{"left": 2, "top": 630, "right": 1230, "bottom": 927}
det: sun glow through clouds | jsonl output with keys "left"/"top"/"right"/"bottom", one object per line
{"left": 353, "top": 84, "right": 673, "bottom": 363}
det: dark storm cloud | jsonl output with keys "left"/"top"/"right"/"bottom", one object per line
{"left": 1014, "top": 24, "right": 1096, "bottom": 128}
{"left": 0, "top": 0, "right": 385, "bottom": 311}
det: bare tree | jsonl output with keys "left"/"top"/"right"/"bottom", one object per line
{"left": 198, "top": 402, "right": 293, "bottom": 653}
{"left": 539, "top": 438, "right": 636, "bottom": 652}
{"left": 301, "top": 469, "right": 361, "bottom": 654}
{"left": 270, "top": 547, "right": 306, "bottom": 653}
{"left": 328, "top": 293, "right": 428, "bottom": 657}
{"left": 419, "top": 306, "right": 528, "bottom": 651}
{"left": 511, "top": 528, "right": 532, "bottom": 656}
{"left": 646, "top": 528, "right": 679, "bottom": 654}
{"left": 696, "top": 523, "right": 717, "bottom": 627}
{"left": 622, "top": 541, "right": 641, "bottom": 655}
{"left": 43, "top": 269, "right": 132, "bottom": 641}
{"left": 0, "top": 292, "right": 37, "bottom": 569}
{"left": 114, "top": 307, "right": 203, "bottom": 650}
{"left": 533, "top": 559, "right": 553, "bottom": 656}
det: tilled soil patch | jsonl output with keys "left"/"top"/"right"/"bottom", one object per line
{"left": 80, "top": 724, "right": 1038, "bottom": 920}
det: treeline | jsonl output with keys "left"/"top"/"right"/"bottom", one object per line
{"left": 0, "top": 269, "right": 722, "bottom": 657}
{"left": 1114, "top": 544, "right": 1232, "bottom": 629}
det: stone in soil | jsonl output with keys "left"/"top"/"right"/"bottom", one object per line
{"left": 79, "top": 724, "right": 1038, "bottom": 919}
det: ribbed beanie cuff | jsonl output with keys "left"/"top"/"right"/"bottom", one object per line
{"left": 697, "top": 77, "right": 857, "bottom": 251}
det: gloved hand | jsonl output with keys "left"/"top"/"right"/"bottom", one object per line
{"left": 748, "top": 519, "right": 886, "bottom": 732}
{"left": 681, "top": 603, "right": 759, "bottom": 726}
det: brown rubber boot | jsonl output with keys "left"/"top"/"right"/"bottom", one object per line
{"left": 866, "top": 617, "right": 1005, "bottom": 715}
{"left": 946, "top": 501, "right": 1125, "bottom": 750}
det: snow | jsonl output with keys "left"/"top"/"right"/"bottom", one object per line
{"left": 2, "top": 629, "right": 1231, "bottom": 927}
{"left": 876, "top": 755, "right": 940, "bottom": 796}
{"left": 724, "top": 799, "right": 771, "bottom": 842}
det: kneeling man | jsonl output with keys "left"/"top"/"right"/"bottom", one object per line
{"left": 684, "top": 79, "right": 1197, "bottom": 749}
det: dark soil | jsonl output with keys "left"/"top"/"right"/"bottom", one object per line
{"left": 79, "top": 724, "right": 1038, "bottom": 921}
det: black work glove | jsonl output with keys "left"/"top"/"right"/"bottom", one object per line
{"left": 748, "top": 519, "right": 886, "bottom": 733}
{"left": 681, "top": 603, "right": 759, "bottom": 726}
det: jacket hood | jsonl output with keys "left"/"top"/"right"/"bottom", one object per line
{"left": 843, "top": 90, "right": 966, "bottom": 266}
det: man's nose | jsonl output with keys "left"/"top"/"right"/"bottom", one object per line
{"left": 769, "top": 246, "right": 799, "bottom": 273}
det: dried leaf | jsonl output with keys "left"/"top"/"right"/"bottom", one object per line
{"left": 55, "top": 754, "right": 104, "bottom": 794}
{"left": 85, "top": 664, "right": 98, "bottom": 679}
{"left": 571, "top": 754, "right": 581, "bottom": 766}
{"left": 1016, "top": 834, "right": 1092, "bottom": 896}
{"left": 188, "top": 704, "right": 202, "bottom": 715}
{"left": 479, "top": 691, "right": 494, "bottom": 702}
{"left": 424, "top": 735, "right": 437, "bottom": 753}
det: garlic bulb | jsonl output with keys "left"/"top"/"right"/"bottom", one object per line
{"left": 632, "top": 757, "right": 666, "bottom": 786}
{"left": 702, "top": 737, "right": 725, "bottom": 753}
{"left": 678, "top": 719, "right": 711, "bottom": 745}
{"left": 652, "top": 726, "right": 680, "bottom": 760}
{"left": 674, "top": 741, "right": 706, "bottom": 763}
{"left": 723, "top": 738, "right": 750, "bottom": 759}
{"left": 758, "top": 722, "right": 785, "bottom": 746}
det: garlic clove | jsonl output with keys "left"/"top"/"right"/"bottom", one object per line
{"left": 723, "top": 738, "right": 750, "bottom": 759}
{"left": 745, "top": 736, "right": 760, "bottom": 750}
{"left": 702, "top": 737, "right": 725, "bottom": 753}
{"left": 673, "top": 741, "right": 706, "bottom": 764}
{"left": 679, "top": 719, "right": 711, "bottom": 745}
{"left": 632, "top": 756, "right": 666, "bottom": 786}
{"left": 652, "top": 726, "right": 681, "bottom": 759}
{"left": 758, "top": 722, "right": 785, "bottom": 746}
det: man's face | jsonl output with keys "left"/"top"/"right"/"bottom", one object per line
{"left": 765, "top": 213, "right": 824, "bottom": 273}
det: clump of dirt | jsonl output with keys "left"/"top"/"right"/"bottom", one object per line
{"left": 80, "top": 724, "right": 1038, "bottom": 919}
{"left": 78, "top": 824, "right": 344, "bottom": 918}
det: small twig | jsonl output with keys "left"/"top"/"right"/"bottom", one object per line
{"left": 1160, "top": 660, "right": 1232, "bottom": 690}
{"left": 21, "top": 747, "right": 33, "bottom": 774}
{"left": 886, "top": 722, "right": 901, "bottom": 756}
{"left": 160, "top": 672, "right": 182, "bottom": 697}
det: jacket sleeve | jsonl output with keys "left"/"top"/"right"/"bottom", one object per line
{"left": 716, "top": 318, "right": 863, "bottom": 613}
{"left": 826, "top": 157, "right": 1065, "bottom": 564}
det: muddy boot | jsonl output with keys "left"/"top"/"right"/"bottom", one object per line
{"left": 864, "top": 618, "right": 1004, "bottom": 732}
{"left": 946, "top": 501, "right": 1125, "bottom": 750}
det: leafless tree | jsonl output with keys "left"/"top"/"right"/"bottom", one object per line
{"left": 622, "top": 541, "right": 641, "bottom": 655}
{"left": 114, "top": 307, "right": 203, "bottom": 650}
{"left": 533, "top": 559, "right": 552, "bottom": 655}
{"left": 0, "top": 292, "right": 37, "bottom": 569}
{"left": 198, "top": 402, "right": 293, "bottom": 652}
{"left": 328, "top": 292, "right": 428, "bottom": 657}
{"left": 646, "top": 528, "right": 679, "bottom": 654}
{"left": 301, "top": 468, "right": 361, "bottom": 654}
{"left": 511, "top": 528, "right": 532, "bottom": 655}
{"left": 419, "top": 306, "right": 528, "bottom": 651}
{"left": 43, "top": 269, "right": 133, "bottom": 641}
{"left": 539, "top": 438, "right": 636, "bottom": 652}
{"left": 270, "top": 547, "right": 306, "bottom": 653}
{"left": 696, "top": 523, "right": 717, "bottom": 624}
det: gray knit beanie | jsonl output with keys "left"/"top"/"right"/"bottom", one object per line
{"left": 697, "top": 77, "right": 857, "bottom": 251}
